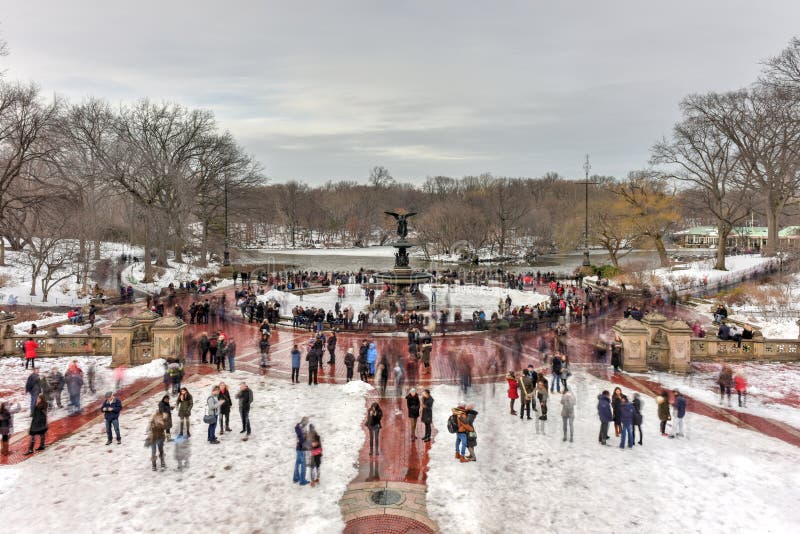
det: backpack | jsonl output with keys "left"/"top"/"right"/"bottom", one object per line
{"left": 447, "top": 414, "right": 458, "bottom": 434}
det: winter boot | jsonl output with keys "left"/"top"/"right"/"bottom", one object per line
{"left": 151, "top": 457, "right": 157, "bottom": 471}
{"left": 160, "top": 454, "right": 166, "bottom": 470}
{"left": 1, "top": 440, "right": 9, "bottom": 455}
{"left": 455, "top": 451, "right": 461, "bottom": 460}
{"left": 459, "top": 455, "right": 471, "bottom": 463}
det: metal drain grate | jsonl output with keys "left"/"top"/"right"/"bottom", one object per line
{"left": 370, "top": 489, "right": 402, "bottom": 506}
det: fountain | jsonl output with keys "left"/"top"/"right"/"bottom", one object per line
{"left": 372, "top": 210, "right": 432, "bottom": 311}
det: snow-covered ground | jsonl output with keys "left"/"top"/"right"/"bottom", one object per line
{"left": 12, "top": 312, "right": 109, "bottom": 335}
{"left": 0, "top": 356, "right": 166, "bottom": 430}
{"left": 651, "top": 254, "right": 774, "bottom": 291}
{"left": 426, "top": 370, "right": 800, "bottom": 534}
{"left": 693, "top": 272, "right": 800, "bottom": 339}
{"left": 121, "top": 256, "right": 232, "bottom": 295}
{"left": 255, "top": 246, "right": 397, "bottom": 257}
{"left": 0, "top": 249, "right": 90, "bottom": 308}
{"left": 0, "top": 374, "right": 371, "bottom": 534}
{"left": 640, "top": 362, "right": 800, "bottom": 430}
{"left": 257, "top": 283, "right": 549, "bottom": 319}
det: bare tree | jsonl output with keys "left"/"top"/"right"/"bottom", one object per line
{"left": 683, "top": 87, "right": 800, "bottom": 256}
{"left": 274, "top": 181, "right": 309, "bottom": 248}
{"left": 652, "top": 107, "right": 751, "bottom": 270}
{"left": 369, "top": 165, "right": 395, "bottom": 188}
{"left": 486, "top": 176, "right": 527, "bottom": 256}
{"left": 0, "top": 81, "right": 61, "bottom": 265}
{"left": 763, "top": 37, "right": 800, "bottom": 88}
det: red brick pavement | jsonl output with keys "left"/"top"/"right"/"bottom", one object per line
{"left": 0, "top": 364, "right": 216, "bottom": 465}
{"left": 343, "top": 515, "right": 434, "bottom": 534}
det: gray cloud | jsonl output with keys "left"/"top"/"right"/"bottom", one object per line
{"left": 2, "top": 1, "right": 799, "bottom": 183}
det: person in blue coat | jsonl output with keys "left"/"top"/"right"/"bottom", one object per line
{"left": 290, "top": 345, "right": 301, "bottom": 384}
{"left": 618, "top": 394, "right": 635, "bottom": 449}
{"left": 367, "top": 342, "right": 378, "bottom": 377}
{"left": 597, "top": 390, "right": 613, "bottom": 445}
{"left": 101, "top": 391, "right": 122, "bottom": 445}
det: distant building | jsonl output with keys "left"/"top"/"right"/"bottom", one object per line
{"left": 673, "top": 226, "right": 800, "bottom": 250}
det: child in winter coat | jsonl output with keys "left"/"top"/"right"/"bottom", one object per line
{"left": 309, "top": 432, "right": 323, "bottom": 486}
{"left": 506, "top": 371, "right": 519, "bottom": 415}
{"left": 734, "top": 371, "right": 748, "bottom": 408}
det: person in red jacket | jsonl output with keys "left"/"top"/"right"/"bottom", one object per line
{"left": 506, "top": 371, "right": 519, "bottom": 415}
{"left": 23, "top": 338, "right": 38, "bottom": 369}
{"left": 734, "top": 371, "right": 748, "bottom": 408}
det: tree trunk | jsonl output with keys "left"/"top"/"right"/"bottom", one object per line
{"left": 498, "top": 224, "right": 506, "bottom": 256}
{"left": 715, "top": 224, "right": 730, "bottom": 271}
{"left": 93, "top": 239, "right": 101, "bottom": 260}
{"left": 41, "top": 278, "right": 50, "bottom": 303}
{"left": 0, "top": 238, "right": 4, "bottom": 266}
{"left": 197, "top": 220, "right": 209, "bottom": 268}
{"left": 764, "top": 200, "right": 781, "bottom": 257}
{"left": 30, "top": 265, "right": 40, "bottom": 296}
{"left": 653, "top": 235, "right": 670, "bottom": 267}
{"left": 142, "top": 218, "right": 153, "bottom": 283}
{"left": 608, "top": 248, "right": 620, "bottom": 268}
{"left": 156, "top": 233, "right": 169, "bottom": 267}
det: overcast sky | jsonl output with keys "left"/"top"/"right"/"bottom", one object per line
{"left": 2, "top": 1, "right": 799, "bottom": 184}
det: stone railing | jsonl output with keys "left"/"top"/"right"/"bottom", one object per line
{"left": 1, "top": 332, "right": 112, "bottom": 358}
{"left": 614, "top": 311, "right": 800, "bottom": 373}
{"left": 690, "top": 337, "right": 800, "bottom": 362}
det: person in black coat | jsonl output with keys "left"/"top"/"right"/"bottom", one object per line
{"left": 24, "top": 394, "right": 48, "bottom": 455}
{"left": 632, "top": 392, "right": 644, "bottom": 446}
{"left": 236, "top": 383, "right": 254, "bottom": 436}
{"left": 611, "top": 387, "right": 623, "bottom": 437}
{"left": 357, "top": 343, "right": 369, "bottom": 382}
{"left": 405, "top": 388, "right": 421, "bottom": 440}
{"left": 421, "top": 389, "right": 434, "bottom": 442}
{"left": 366, "top": 402, "right": 383, "bottom": 456}
{"left": 307, "top": 347, "right": 321, "bottom": 385}
{"left": 344, "top": 349, "right": 355, "bottom": 382}
{"left": 218, "top": 383, "right": 233, "bottom": 433}
{"left": 326, "top": 332, "right": 337, "bottom": 365}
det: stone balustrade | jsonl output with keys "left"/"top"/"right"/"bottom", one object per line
{"left": 614, "top": 311, "right": 800, "bottom": 372}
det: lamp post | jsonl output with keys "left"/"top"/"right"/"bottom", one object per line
{"left": 577, "top": 154, "right": 597, "bottom": 267}
{"left": 223, "top": 176, "right": 230, "bottom": 266}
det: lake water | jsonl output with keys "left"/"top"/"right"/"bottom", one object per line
{"left": 237, "top": 247, "right": 670, "bottom": 274}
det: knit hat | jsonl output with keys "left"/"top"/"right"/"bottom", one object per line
{"left": 105, "top": 391, "right": 113, "bottom": 398}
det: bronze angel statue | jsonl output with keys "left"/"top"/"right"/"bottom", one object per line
{"left": 384, "top": 210, "right": 417, "bottom": 239}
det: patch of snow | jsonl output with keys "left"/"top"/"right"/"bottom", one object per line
{"left": 426, "top": 370, "right": 800, "bottom": 533}
{"left": 0, "top": 374, "right": 368, "bottom": 534}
